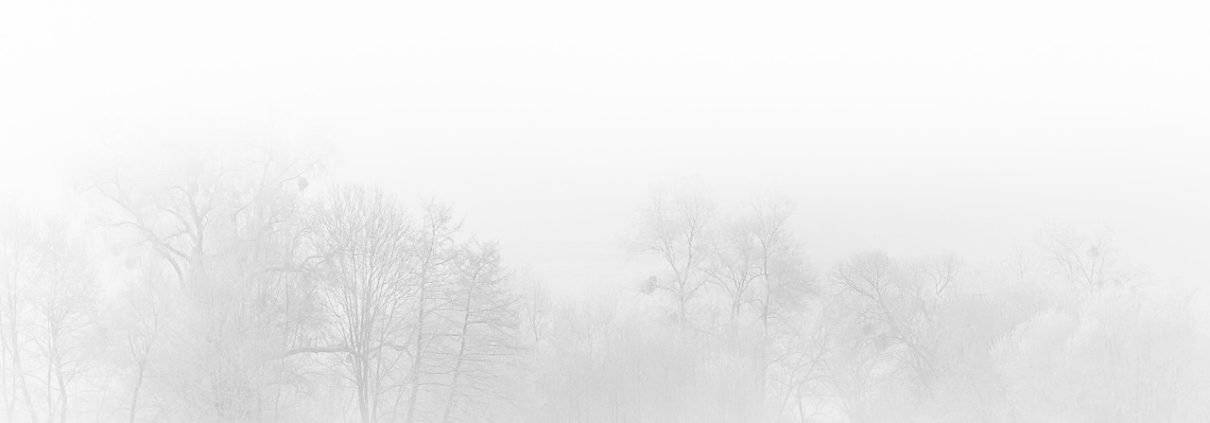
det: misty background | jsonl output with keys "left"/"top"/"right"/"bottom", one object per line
{"left": 2, "top": 0, "right": 1210, "bottom": 421}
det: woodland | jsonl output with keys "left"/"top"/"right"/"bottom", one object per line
{"left": 1, "top": 145, "right": 1205, "bottom": 423}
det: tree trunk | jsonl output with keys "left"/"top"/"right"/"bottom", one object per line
{"left": 403, "top": 314, "right": 424, "bottom": 423}
{"left": 46, "top": 349, "right": 54, "bottom": 423}
{"left": 128, "top": 360, "right": 145, "bottom": 423}
{"left": 7, "top": 282, "right": 38, "bottom": 423}
{"left": 442, "top": 288, "right": 474, "bottom": 423}
{"left": 405, "top": 251, "right": 436, "bottom": 423}
{"left": 356, "top": 355, "right": 371, "bottom": 423}
{"left": 677, "top": 296, "right": 687, "bottom": 332}
{"left": 56, "top": 360, "right": 67, "bottom": 423}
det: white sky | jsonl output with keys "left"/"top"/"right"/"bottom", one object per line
{"left": 2, "top": 0, "right": 1208, "bottom": 297}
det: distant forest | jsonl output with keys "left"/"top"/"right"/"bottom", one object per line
{"left": 1, "top": 144, "right": 1205, "bottom": 423}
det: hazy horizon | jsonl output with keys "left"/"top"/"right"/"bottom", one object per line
{"left": 2, "top": 0, "right": 1209, "bottom": 421}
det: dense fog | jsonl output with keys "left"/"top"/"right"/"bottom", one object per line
{"left": 0, "top": 142, "right": 1206, "bottom": 423}
{"left": 3, "top": 0, "right": 1210, "bottom": 421}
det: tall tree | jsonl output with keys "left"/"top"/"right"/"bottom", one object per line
{"left": 0, "top": 207, "right": 45, "bottom": 423}
{"left": 92, "top": 148, "right": 321, "bottom": 420}
{"left": 709, "top": 218, "right": 761, "bottom": 333}
{"left": 636, "top": 185, "right": 715, "bottom": 331}
{"left": 110, "top": 257, "right": 169, "bottom": 423}
{"left": 29, "top": 222, "right": 97, "bottom": 423}
{"left": 744, "top": 197, "right": 807, "bottom": 335}
{"left": 400, "top": 202, "right": 460, "bottom": 423}
{"left": 439, "top": 241, "right": 521, "bottom": 423}
{"left": 301, "top": 186, "right": 416, "bottom": 423}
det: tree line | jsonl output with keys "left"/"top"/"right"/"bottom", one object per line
{"left": 1, "top": 146, "right": 1207, "bottom": 422}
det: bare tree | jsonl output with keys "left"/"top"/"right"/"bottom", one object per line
{"left": 0, "top": 207, "right": 44, "bottom": 423}
{"left": 744, "top": 197, "right": 807, "bottom": 335}
{"left": 0, "top": 210, "right": 101, "bottom": 423}
{"left": 92, "top": 148, "right": 322, "bottom": 421}
{"left": 399, "top": 202, "right": 460, "bottom": 423}
{"left": 28, "top": 223, "right": 97, "bottom": 423}
{"left": 1037, "top": 225, "right": 1136, "bottom": 292}
{"left": 517, "top": 275, "right": 550, "bottom": 344}
{"left": 768, "top": 298, "right": 833, "bottom": 423}
{"left": 709, "top": 218, "right": 761, "bottom": 334}
{"left": 728, "top": 196, "right": 810, "bottom": 402}
{"left": 300, "top": 186, "right": 417, "bottom": 423}
{"left": 109, "top": 255, "right": 170, "bottom": 423}
{"left": 832, "top": 251, "right": 943, "bottom": 398}
{"left": 439, "top": 241, "right": 522, "bottom": 423}
{"left": 636, "top": 185, "right": 715, "bottom": 331}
